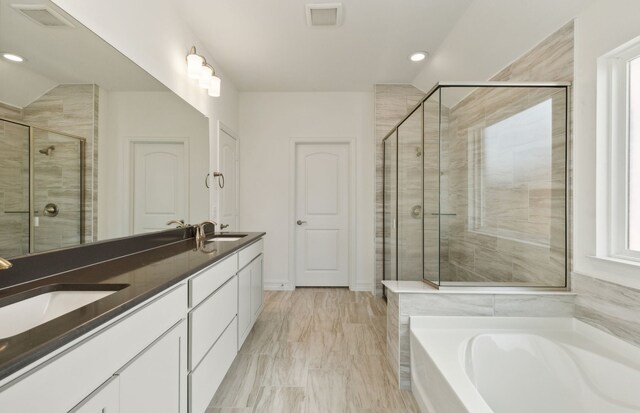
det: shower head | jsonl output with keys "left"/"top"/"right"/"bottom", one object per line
{"left": 39, "top": 145, "right": 55, "bottom": 156}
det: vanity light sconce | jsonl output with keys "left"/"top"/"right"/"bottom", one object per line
{"left": 186, "top": 46, "right": 221, "bottom": 97}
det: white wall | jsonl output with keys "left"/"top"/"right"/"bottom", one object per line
{"left": 573, "top": 0, "right": 640, "bottom": 289}
{"left": 52, "top": 0, "right": 239, "bottom": 223}
{"left": 98, "top": 91, "right": 209, "bottom": 240}
{"left": 412, "top": 0, "right": 593, "bottom": 91}
{"left": 239, "top": 92, "right": 375, "bottom": 291}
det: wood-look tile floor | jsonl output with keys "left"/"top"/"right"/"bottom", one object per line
{"left": 206, "top": 288, "right": 420, "bottom": 413}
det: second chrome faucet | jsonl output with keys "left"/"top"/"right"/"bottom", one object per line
{"left": 195, "top": 220, "right": 217, "bottom": 243}
{"left": 166, "top": 219, "right": 218, "bottom": 243}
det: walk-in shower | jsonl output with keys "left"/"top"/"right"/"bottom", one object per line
{"left": 383, "top": 82, "right": 570, "bottom": 289}
{"left": 0, "top": 118, "right": 85, "bottom": 257}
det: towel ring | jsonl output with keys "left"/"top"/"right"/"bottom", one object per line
{"left": 214, "top": 172, "right": 224, "bottom": 188}
{"left": 205, "top": 172, "right": 225, "bottom": 189}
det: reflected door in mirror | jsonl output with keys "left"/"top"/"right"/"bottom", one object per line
{"left": 131, "top": 140, "right": 187, "bottom": 234}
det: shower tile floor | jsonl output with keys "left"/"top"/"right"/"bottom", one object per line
{"left": 206, "top": 288, "right": 420, "bottom": 413}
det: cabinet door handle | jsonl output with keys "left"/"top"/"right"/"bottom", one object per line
{"left": 296, "top": 220, "right": 307, "bottom": 225}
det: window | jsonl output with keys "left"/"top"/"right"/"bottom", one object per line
{"left": 601, "top": 39, "right": 640, "bottom": 261}
{"left": 629, "top": 57, "right": 640, "bottom": 252}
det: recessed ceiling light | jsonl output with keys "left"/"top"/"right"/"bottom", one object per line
{"left": 409, "top": 51, "right": 428, "bottom": 62}
{"left": 2, "top": 53, "right": 25, "bottom": 62}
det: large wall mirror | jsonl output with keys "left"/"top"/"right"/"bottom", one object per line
{"left": 0, "top": 0, "right": 210, "bottom": 258}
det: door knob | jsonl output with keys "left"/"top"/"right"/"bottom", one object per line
{"left": 296, "top": 220, "right": 307, "bottom": 225}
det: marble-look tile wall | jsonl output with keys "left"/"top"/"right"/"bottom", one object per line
{"left": 386, "top": 289, "right": 575, "bottom": 388}
{"left": 376, "top": 85, "right": 425, "bottom": 295}
{"left": 32, "top": 129, "right": 83, "bottom": 252}
{"left": 573, "top": 273, "right": 640, "bottom": 347}
{"left": 441, "top": 86, "right": 568, "bottom": 286}
{"left": 397, "top": 108, "right": 423, "bottom": 282}
{"left": 0, "top": 120, "right": 30, "bottom": 257}
{"left": 22, "top": 84, "right": 98, "bottom": 249}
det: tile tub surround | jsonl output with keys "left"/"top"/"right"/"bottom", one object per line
{"left": 573, "top": 272, "right": 640, "bottom": 348}
{"left": 383, "top": 280, "right": 576, "bottom": 389}
{"left": 0, "top": 229, "right": 265, "bottom": 380}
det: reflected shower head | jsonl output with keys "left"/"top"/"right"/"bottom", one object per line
{"left": 39, "top": 145, "right": 55, "bottom": 156}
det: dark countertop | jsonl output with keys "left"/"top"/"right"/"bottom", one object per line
{"left": 0, "top": 232, "right": 265, "bottom": 382}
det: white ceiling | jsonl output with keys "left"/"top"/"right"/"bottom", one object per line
{"left": 0, "top": 0, "right": 166, "bottom": 108}
{"left": 180, "top": 0, "right": 473, "bottom": 92}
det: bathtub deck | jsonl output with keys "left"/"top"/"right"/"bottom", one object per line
{"left": 207, "top": 288, "right": 420, "bottom": 412}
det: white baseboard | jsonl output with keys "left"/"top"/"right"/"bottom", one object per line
{"left": 351, "top": 282, "right": 374, "bottom": 293}
{"left": 264, "top": 280, "right": 294, "bottom": 291}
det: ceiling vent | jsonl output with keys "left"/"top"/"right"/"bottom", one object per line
{"left": 306, "top": 3, "right": 342, "bottom": 27}
{"left": 11, "top": 4, "right": 75, "bottom": 28}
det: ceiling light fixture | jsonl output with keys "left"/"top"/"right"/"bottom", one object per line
{"left": 186, "top": 46, "right": 221, "bottom": 97}
{"left": 2, "top": 53, "right": 25, "bottom": 62}
{"left": 409, "top": 51, "right": 428, "bottom": 62}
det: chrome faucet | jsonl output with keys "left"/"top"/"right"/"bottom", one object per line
{"left": 0, "top": 257, "right": 12, "bottom": 270}
{"left": 195, "top": 220, "right": 217, "bottom": 243}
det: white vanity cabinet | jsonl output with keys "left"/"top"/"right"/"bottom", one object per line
{"left": 0, "top": 284, "right": 188, "bottom": 413}
{"left": 117, "top": 320, "right": 187, "bottom": 413}
{"left": 0, "top": 236, "right": 265, "bottom": 413}
{"left": 237, "top": 239, "right": 264, "bottom": 349}
{"left": 186, "top": 253, "right": 239, "bottom": 413}
{"left": 71, "top": 320, "right": 187, "bottom": 413}
{"left": 70, "top": 376, "right": 120, "bottom": 413}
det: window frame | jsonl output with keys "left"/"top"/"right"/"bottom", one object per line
{"left": 605, "top": 41, "right": 640, "bottom": 261}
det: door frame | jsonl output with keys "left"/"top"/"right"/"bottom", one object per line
{"left": 126, "top": 137, "right": 189, "bottom": 234}
{"left": 216, "top": 122, "right": 240, "bottom": 229}
{"left": 288, "top": 138, "right": 357, "bottom": 290}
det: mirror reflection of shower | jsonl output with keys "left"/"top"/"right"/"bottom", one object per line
{"left": 0, "top": 118, "right": 85, "bottom": 257}
{"left": 38, "top": 145, "right": 55, "bottom": 156}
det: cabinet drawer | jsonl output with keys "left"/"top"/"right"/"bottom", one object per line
{"left": 0, "top": 284, "right": 187, "bottom": 413}
{"left": 69, "top": 375, "right": 120, "bottom": 413}
{"left": 188, "top": 317, "right": 237, "bottom": 413}
{"left": 238, "top": 238, "right": 263, "bottom": 270}
{"left": 189, "top": 276, "right": 237, "bottom": 370}
{"left": 189, "top": 254, "right": 237, "bottom": 307}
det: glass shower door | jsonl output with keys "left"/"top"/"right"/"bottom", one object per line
{"left": 32, "top": 128, "right": 83, "bottom": 253}
{"left": 383, "top": 132, "right": 398, "bottom": 283}
{"left": 0, "top": 120, "right": 30, "bottom": 257}
{"left": 423, "top": 93, "right": 441, "bottom": 286}
{"left": 397, "top": 106, "right": 424, "bottom": 281}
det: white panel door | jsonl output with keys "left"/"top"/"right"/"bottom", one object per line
{"left": 131, "top": 141, "right": 187, "bottom": 234}
{"left": 295, "top": 143, "right": 349, "bottom": 287}
{"left": 218, "top": 130, "right": 238, "bottom": 231}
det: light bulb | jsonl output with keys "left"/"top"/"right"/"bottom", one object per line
{"left": 208, "top": 75, "right": 221, "bottom": 97}
{"left": 199, "top": 64, "right": 213, "bottom": 88}
{"left": 187, "top": 53, "right": 204, "bottom": 79}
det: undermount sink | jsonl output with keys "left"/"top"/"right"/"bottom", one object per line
{"left": 206, "top": 234, "right": 248, "bottom": 242}
{"left": 0, "top": 284, "right": 127, "bottom": 339}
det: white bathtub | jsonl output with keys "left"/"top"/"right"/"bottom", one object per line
{"left": 409, "top": 317, "right": 640, "bottom": 413}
